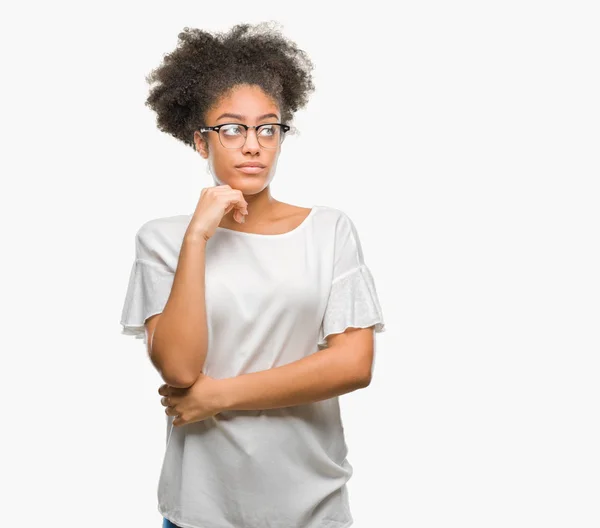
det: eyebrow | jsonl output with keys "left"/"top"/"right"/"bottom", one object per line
{"left": 215, "top": 112, "right": 280, "bottom": 122}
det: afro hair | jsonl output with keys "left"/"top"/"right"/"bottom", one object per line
{"left": 144, "top": 21, "right": 316, "bottom": 151}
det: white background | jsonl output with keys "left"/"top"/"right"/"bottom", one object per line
{"left": 1, "top": 1, "right": 598, "bottom": 527}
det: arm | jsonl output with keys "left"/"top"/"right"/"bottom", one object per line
{"left": 219, "top": 327, "right": 375, "bottom": 411}
{"left": 150, "top": 233, "right": 208, "bottom": 388}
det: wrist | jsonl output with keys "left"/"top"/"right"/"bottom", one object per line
{"left": 183, "top": 230, "right": 209, "bottom": 246}
{"left": 216, "top": 377, "right": 237, "bottom": 412}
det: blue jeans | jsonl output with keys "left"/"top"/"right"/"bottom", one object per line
{"left": 163, "top": 518, "right": 181, "bottom": 528}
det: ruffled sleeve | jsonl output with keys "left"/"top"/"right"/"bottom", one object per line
{"left": 119, "top": 221, "right": 175, "bottom": 345}
{"left": 318, "top": 211, "right": 386, "bottom": 349}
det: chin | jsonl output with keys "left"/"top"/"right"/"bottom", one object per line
{"left": 227, "top": 176, "right": 269, "bottom": 194}
{"left": 235, "top": 169, "right": 275, "bottom": 186}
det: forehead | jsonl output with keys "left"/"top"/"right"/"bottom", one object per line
{"left": 206, "top": 85, "right": 280, "bottom": 122}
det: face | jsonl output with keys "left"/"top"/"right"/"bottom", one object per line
{"left": 194, "top": 84, "right": 285, "bottom": 194}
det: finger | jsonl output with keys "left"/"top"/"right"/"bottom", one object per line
{"left": 162, "top": 394, "right": 181, "bottom": 406}
{"left": 172, "top": 414, "right": 185, "bottom": 427}
{"left": 236, "top": 190, "right": 249, "bottom": 212}
{"left": 167, "top": 386, "right": 187, "bottom": 397}
{"left": 225, "top": 201, "right": 248, "bottom": 217}
{"left": 158, "top": 384, "right": 169, "bottom": 396}
{"left": 224, "top": 191, "right": 249, "bottom": 212}
{"left": 234, "top": 209, "right": 245, "bottom": 224}
{"left": 233, "top": 205, "right": 249, "bottom": 224}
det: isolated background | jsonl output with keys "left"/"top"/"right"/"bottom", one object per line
{"left": 1, "top": 1, "right": 598, "bottom": 527}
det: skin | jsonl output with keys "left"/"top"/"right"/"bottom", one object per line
{"left": 192, "top": 83, "right": 311, "bottom": 234}
{"left": 158, "top": 83, "right": 375, "bottom": 427}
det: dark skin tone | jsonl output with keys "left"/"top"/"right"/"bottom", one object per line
{"left": 157, "top": 84, "right": 320, "bottom": 426}
{"left": 192, "top": 83, "right": 312, "bottom": 235}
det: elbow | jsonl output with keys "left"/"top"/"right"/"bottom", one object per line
{"left": 149, "top": 348, "right": 202, "bottom": 388}
{"left": 350, "top": 364, "right": 372, "bottom": 388}
{"left": 157, "top": 362, "right": 200, "bottom": 388}
{"left": 161, "top": 371, "right": 199, "bottom": 388}
{"left": 354, "top": 359, "right": 373, "bottom": 388}
{"left": 356, "top": 373, "right": 372, "bottom": 388}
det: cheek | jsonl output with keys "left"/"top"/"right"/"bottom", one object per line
{"left": 210, "top": 153, "right": 234, "bottom": 174}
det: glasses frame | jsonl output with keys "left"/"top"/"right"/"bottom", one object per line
{"left": 199, "top": 122, "right": 291, "bottom": 149}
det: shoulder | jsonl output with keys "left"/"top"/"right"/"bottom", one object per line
{"left": 313, "top": 204, "right": 353, "bottom": 226}
{"left": 313, "top": 206, "right": 367, "bottom": 272}
{"left": 315, "top": 204, "right": 367, "bottom": 256}
{"left": 135, "top": 214, "right": 191, "bottom": 243}
{"left": 312, "top": 205, "right": 358, "bottom": 239}
{"left": 133, "top": 214, "right": 190, "bottom": 268}
{"left": 136, "top": 214, "right": 189, "bottom": 238}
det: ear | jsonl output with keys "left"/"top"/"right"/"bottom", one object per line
{"left": 193, "top": 131, "right": 209, "bottom": 158}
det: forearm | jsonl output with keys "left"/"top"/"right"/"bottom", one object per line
{"left": 151, "top": 233, "right": 208, "bottom": 387}
{"left": 219, "top": 346, "right": 368, "bottom": 411}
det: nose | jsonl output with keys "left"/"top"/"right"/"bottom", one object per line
{"left": 241, "top": 127, "right": 261, "bottom": 154}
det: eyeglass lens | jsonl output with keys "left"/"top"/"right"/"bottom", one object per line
{"left": 219, "top": 124, "right": 284, "bottom": 149}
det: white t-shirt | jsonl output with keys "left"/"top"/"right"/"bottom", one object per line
{"left": 120, "top": 204, "right": 385, "bottom": 528}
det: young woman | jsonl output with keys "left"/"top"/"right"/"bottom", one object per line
{"left": 119, "top": 22, "right": 386, "bottom": 528}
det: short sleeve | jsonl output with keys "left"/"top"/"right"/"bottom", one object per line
{"left": 119, "top": 221, "right": 175, "bottom": 345}
{"left": 317, "top": 212, "right": 386, "bottom": 349}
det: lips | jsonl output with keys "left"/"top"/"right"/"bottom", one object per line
{"left": 236, "top": 163, "right": 265, "bottom": 168}
{"left": 236, "top": 166, "right": 265, "bottom": 174}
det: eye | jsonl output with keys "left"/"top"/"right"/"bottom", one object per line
{"left": 258, "top": 125, "right": 275, "bottom": 136}
{"left": 222, "top": 124, "right": 243, "bottom": 136}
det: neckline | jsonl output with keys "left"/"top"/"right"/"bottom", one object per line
{"left": 214, "top": 205, "right": 319, "bottom": 238}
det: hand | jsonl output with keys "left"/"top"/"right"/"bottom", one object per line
{"left": 158, "top": 373, "right": 227, "bottom": 427}
{"left": 187, "top": 184, "right": 249, "bottom": 241}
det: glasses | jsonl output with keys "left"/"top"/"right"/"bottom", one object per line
{"left": 199, "top": 123, "right": 291, "bottom": 149}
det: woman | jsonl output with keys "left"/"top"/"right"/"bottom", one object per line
{"left": 119, "top": 22, "right": 386, "bottom": 528}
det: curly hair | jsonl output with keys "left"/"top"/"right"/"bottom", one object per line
{"left": 144, "top": 21, "right": 316, "bottom": 151}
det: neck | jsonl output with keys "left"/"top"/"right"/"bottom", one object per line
{"left": 221, "top": 186, "right": 280, "bottom": 228}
